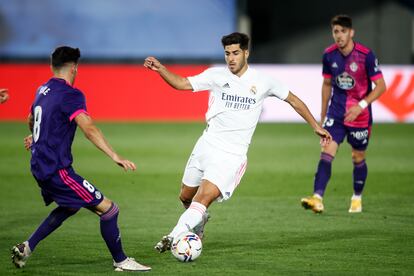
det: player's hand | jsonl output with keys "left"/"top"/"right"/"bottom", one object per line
{"left": 344, "top": 104, "right": 363, "bottom": 122}
{"left": 24, "top": 134, "right": 33, "bottom": 150}
{"left": 314, "top": 126, "right": 332, "bottom": 147}
{"left": 112, "top": 154, "right": 136, "bottom": 171}
{"left": 143, "top": 57, "right": 163, "bottom": 72}
{"left": 0, "top": 88, "right": 9, "bottom": 104}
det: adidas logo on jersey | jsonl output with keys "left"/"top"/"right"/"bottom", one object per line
{"left": 222, "top": 83, "right": 230, "bottom": 88}
{"left": 332, "top": 62, "right": 338, "bottom": 68}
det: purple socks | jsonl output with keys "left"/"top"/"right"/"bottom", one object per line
{"left": 313, "top": 152, "right": 334, "bottom": 196}
{"left": 100, "top": 203, "right": 127, "bottom": 263}
{"left": 28, "top": 207, "right": 78, "bottom": 251}
{"left": 353, "top": 160, "right": 367, "bottom": 195}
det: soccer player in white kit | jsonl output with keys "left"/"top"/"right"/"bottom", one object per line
{"left": 144, "top": 32, "right": 332, "bottom": 252}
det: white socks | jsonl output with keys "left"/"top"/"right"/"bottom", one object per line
{"left": 169, "top": 202, "right": 206, "bottom": 238}
{"left": 313, "top": 193, "right": 323, "bottom": 200}
{"left": 352, "top": 194, "right": 362, "bottom": 200}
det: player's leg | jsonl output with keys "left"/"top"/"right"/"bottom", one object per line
{"left": 170, "top": 179, "right": 220, "bottom": 237}
{"left": 12, "top": 206, "right": 79, "bottom": 268}
{"left": 155, "top": 180, "right": 220, "bottom": 253}
{"left": 164, "top": 151, "right": 246, "bottom": 245}
{"left": 89, "top": 197, "right": 151, "bottom": 272}
{"left": 179, "top": 183, "right": 210, "bottom": 239}
{"left": 301, "top": 142, "right": 337, "bottom": 213}
{"left": 314, "top": 141, "right": 338, "bottom": 197}
{"left": 347, "top": 127, "right": 370, "bottom": 213}
{"left": 179, "top": 183, "right": 198, "bottom": 209}
{"left": 348, "top": 149, "right": 367, "bottom": 213}
{"left": 12, "top": 172, "right": 84, "bottom": 269}
{"left": 302, "top": 118, "right": 345, "bottom": 213}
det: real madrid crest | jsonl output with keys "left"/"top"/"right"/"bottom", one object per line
{"left": 250, "top": 85, "right": 257, "bottom": 94}
{"left": 350, "top": 62, "right": 358, "bottom": 72}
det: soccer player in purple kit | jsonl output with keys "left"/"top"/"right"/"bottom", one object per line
{"left": 12, "top": 46, "right": 151, "bottom": 272}
{"left": 301, "top": 15, "right": 386, "bottom": 213}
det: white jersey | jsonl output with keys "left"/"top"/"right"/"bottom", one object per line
{"left": 187, "top": 66, "right": 289, "bottom": 155}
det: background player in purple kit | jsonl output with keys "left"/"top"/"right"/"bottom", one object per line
{"left": 12, "top": 46, "right": 151, "bottom": 272}
{"left": 301, "top": 15, "right": 386, "bottom": 213}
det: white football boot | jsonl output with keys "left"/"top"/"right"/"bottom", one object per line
{"left": 113, "top": 257, "right": 151, "bottom": 272}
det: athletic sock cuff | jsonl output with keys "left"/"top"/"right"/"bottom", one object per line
{"left": 320, "top": 152, "right": 334, "bottom": 163}
{"left": 189, "top": 202, "right": 206, "bottom": 216}
{"left": 100, "top": 203, "right": 119, "bottom": 221}
{"left": 353, "top": 160, "right": 366, "bottom": 167}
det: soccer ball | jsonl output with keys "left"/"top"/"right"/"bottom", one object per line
{"left": 171, "top": 232, "right": 202, "bottom": 262}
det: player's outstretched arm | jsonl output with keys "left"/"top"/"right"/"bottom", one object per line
{"left": 285, "top": 91, "right": 332, "bottom": 146}
{"left": 144, "top": 56, "right": 193, "bottom": 90}
{"left": 75, "top": 113, "right": 136, "bottom": 171}
{"left": 0, "top": 88, "right": 9, "bottom": 104}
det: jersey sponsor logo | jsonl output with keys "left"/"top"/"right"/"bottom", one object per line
{"left": 350, "top": 62, "right": 358, "bottom": 72}
{"left": 336, "top": 72, "right": 355, "bottom": 90}
{"left": 38, "top": 86, "right": 50, "bottom": 96}
{"left": 332, "top": 62, "right": 338, "bottom": 69}
{"left": 350, "top": 130, "right": 369, "bottom": 140}
{"left": 222, "top": 92, "right": 256, "bottom": 110}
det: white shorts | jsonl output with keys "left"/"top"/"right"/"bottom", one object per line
{"left": 182, "top": 136, "right": 248, "bottom": 202}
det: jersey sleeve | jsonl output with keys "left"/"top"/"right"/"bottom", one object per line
{"left": 187, "top": 68, "right": 214, "bottom": 92}
{"left": 322, "top": 53, "right": 332, "bottom": 79}
{"left": 366, "top": 51, "right": 383, "bottom": 81}
{"left": 61, "top": 90, "right": 88, "bottom": 122}
{"left": 266, "top": 75, "right": 290, "bottom": 100}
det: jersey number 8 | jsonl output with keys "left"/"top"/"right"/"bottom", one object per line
{"left": 33, "top": 106, "right": 42, "bottom": 143}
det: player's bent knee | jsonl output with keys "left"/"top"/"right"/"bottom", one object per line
{"left": 179, "top": 195, "right": 192, "bottom": 209}
{"left": 91, "top": 197, "right": 114, "bottom": 216}
{"left": 100, "top": 202, "right": 119, "bottom": 221}
{"left": 352, "top": 150, "right": 366, "bottom": 163}
{"left": 322, "top": 141, "right": 338, "bottom": 157}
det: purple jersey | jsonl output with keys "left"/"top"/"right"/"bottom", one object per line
{"left": 322, "top": 42, "right": 383, "bottom": 128}
{"left": 30, "top": 78, "right": 88, "bottom": 181}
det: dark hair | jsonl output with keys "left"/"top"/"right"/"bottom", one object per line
{"left": 331, "top": 15, "right": 352, "bottom": 29}
{"left": 221, "top": 32, "right": 250, "bottom": 50}
{"left": 51, "top": 46, "right": 81, "bottom": 68}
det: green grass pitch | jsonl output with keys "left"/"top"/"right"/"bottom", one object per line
{"left": 1, "top": 122, "right": 413, "bottom": 275}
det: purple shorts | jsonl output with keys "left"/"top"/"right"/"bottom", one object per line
{"left": 34, "top": 167, "right": 104, "bottom": 209}
{"left": 323, "top": 117, "right": 371, "bottom": 151}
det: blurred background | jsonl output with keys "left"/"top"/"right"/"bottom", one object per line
{"left": 0, "top": 0, "right": 413, "bottom": 122}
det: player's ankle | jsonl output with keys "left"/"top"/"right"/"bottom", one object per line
{"left": 313, "top": 193, "right": 323, "bottom": 200}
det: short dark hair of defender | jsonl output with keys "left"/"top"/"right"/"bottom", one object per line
{"left": 51, "top": 46, "right": 81, "bottom": 68}
{"left": 331, "top": 15, "right": 352, "bottom": 29}
{"left": 221, "top": 32, "right": 250, "bottom": 50}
